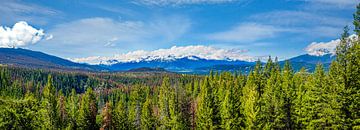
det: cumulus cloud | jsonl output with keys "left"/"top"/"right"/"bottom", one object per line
{"left": 207, "top": 23, "right": 286, "bottom": 43}
{"left": 71, "top": 45, "right": 256, "bottom": 65}
{"left": 304, "top": 34, "right": 357, "bottom": 56}
{"left": 133, "top": 0, "right": 240, "bottom": 6}
{"left": 0, "top": 21, "right": 51, "bottom": 48}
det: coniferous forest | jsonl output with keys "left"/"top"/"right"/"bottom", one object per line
{"left": 0, "top": 3, "right": 360, "bottom": 130}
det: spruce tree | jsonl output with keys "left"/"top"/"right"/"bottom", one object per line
{"left": 168, "top": 87, "right": 185, "bottom": 129}
{"left": 112, "top": 94, "right": 128, "bottom": 129}
{"left": 57, "top": 90, "right": 68, "bottom": 128}
{"left": 67, "top": 89, "right": 78, "bottom": 129}
{"left": 41, "top": 75, "right": 59, "bottom": 129}
{"left": 101, "top": 102, "right": 112, "bottom": 130}
{"left": 241, "top": 72, "right": 259, "bottom": 129}
{"left": 141, "top": 93, "right": 155, "bottom": 129}
{"left": 158, "top": 77, "right": 171, "bottom": 129}
{"left": 220, "top": 89, "right": 233, "bottom": 129}
{"left": 78, "top": 87, "right": 98, "bottom": 130}
{"left": 196, "top": 77, "right": 215, "bottom": 129}
{"left": 128, "top": 85, "right": 141, "bottom": 129}
{"left": 281, "top": 61, "right": 295, "bottom": 129}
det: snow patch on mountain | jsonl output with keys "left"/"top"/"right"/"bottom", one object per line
{"left": 305, "top": 34, "right": 357, "bottom": 56}
{"left": 71, "top": 45, "right": 257, "bottom": 65}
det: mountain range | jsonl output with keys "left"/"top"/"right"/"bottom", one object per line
{"left": 0, "top": 48, "right": 335, "bottom": 74}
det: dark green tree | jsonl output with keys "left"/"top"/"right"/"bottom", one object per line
{"left": 78, "top": 87, "right": 98, "bottom": 130}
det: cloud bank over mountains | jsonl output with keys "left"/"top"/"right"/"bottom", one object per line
{"left": 305, "top": 34, "right": 357, "bottom": 56}
{"left": 71, "top": 45, "right": 255, "bottom": 65}
{"left": 72, "top": 35, "right": 359, "bottom": 65}
{"left": 0, "top": 21, "right": 51, "bottom": 48}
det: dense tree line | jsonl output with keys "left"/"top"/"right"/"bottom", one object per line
{"left": 0, "top": 3, "right": 360, "bottom": 130}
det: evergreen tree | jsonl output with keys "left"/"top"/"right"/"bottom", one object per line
{"left": 196, "top": 77, "right": 215, "bottom": 129}
{"left": 128, "top": 85, "right": 142, "bottom": 129}
{"left": 281, "top": 61, "right": 295, "bottom": 129}
{"left": 41, "top": 75, "right": 59, "bottom": 129}
{"left": 57, "top": 90, "right": 68, "bottom": 128}
{"left": 141, "top": 95, "right": 155, "bottom": 129}
{"left": 220, "top": 89, "right": 233, "bottom": 129}
{"left": 168, "top": 87, "right": 185, "bottom": 129}
{"left": 158, "top": 77, "right": 171, "bottom": 129}
{"left": 78, "top": 87, "right": 98, "bottom": 130}
{"left": 67, "top": 89, "right": 78, "bottom": 129}
{"left": 241, "top": 72, "right": 259, "bottom": 129}
{"left": 293, "top": 67, "right": 309, "bottom": 129}
{"left": 336, "top": 8, "right": 360, "bottom": 128}
{"left": 112, "top": 94, "right": 128, "bottom": 129}
{"left": 101, "top": 102, "right": 112, "bottom": 130}
{"left": 258, "top": 62, "right": 280, "bottom": 129}
{"left": 354, "top": 3, "right": 360, "bottom": 35}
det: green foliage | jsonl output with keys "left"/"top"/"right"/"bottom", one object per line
{"left": 141, "top": 95, "right": 155, "bottom": 129}
{"left": 0, "top": 93, "right": 44, "bottom": 129}
{"left": 78, "top": 87, "right": 98, "bottom": 130}
{"left": 196, "top": 77, "right": 215, "bottom": 129}
{"left": 112, "top": 94, "right": 128, "bottom": 129}
{"left": 0, "top": 5, "right": 360, "bottom": 128}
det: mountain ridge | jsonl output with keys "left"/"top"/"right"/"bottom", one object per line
{"left": 0, "top": 48, "right": 107, "bottom": 71}
{"left": 0, "top": 48, "right": 335, "bottom": 74}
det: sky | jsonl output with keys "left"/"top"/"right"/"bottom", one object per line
{"left": 0, "top": 0, "right": 358, "bottom": 63}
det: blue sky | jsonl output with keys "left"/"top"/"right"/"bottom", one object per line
{"left": 0, "top": 0, "right": 358, "bottom": 62}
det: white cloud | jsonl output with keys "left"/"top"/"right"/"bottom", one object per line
{"left": 40, "top": 16, "right": 191, "bottom": 58}
{"left": 301, "top": 0, "right": 358, "bottom": 8}
{"left": 71, "top": 45, "right": 256, "bottom": 64}
{"left": 0, "top": 21, "right": 50, "bottom": 48}
{"left": 304, "top": 34, "right": 357, "bottom": 56}
{"left": 250, "top": 11, "right": 348, "bottom": 27}
{"left": 133, "top": 0, "right": 239, "bottom": 6}
{"left": 207, "top": 23, "right": 285, "bottom": 42}
{"left": 249, "top": 10, "right": 350, "bottom": 38}
{"left": 0, "top": 1, "right": 62, "bottom": 25}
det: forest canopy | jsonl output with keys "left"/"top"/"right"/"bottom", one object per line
{"left": 0, "top": 3, "right": 360, "bottom": 130}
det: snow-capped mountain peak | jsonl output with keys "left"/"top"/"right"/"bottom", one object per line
{"left": 71, "top": 45, "right": 257, "bottom": 65}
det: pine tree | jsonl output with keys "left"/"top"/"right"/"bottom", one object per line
{"left": 220, "top": 89, "right": 233, "bottom": 129}
{"left": 141, "top": 92, "right": 155, "bottom": 130}
{"left": 354, "top": 3, "right": 360, "bottom": 35}
{"left": 101, "top": 102, "right": 112, "bottom": 130}
{"left": 128, "top": 85, "right": 142, "bottom": 129}
{"left": 293, "top": 67, "right": 309, "bottom": 129}
{"left": 196, "top": 77, "right": 215, "bottom": 129}
{"left": 158, "top": 77, "right": 171, "bottom": 129}
{"left": 57, "top": 90, "right": 68, "bottom": 128}
{"left": 336, "top": 7, "right": 360, "bottom": 128}
{"left": 168, "top": 87, "right": 185, "bottom": 129}
{"left": 258, "top": 62, "right": 280, "bottom": 129}
{"left": 78, "top": 87, "right": 98, "bottom": 130}
{"left": 112, "top": 94, "right": 128, "bottom": 129}
{"left": 67, "top": 89, "right": 79, "bottom": 129}
{"left": 241, "top": 72, "right": 259, "bottom": 129}
{"left": 281, "top": 61, "right": 295, "bottom": 129}
{"left": 41, "top": 74, "right": 59, "bottom": 129}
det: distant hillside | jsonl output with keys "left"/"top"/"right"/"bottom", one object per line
{"left": 281, "top": 54, "right": 335, "bottom": 72}
{"left": 105, "top": 56, "right": 255, "bottom": 74}
{"left": 127, "top": 67, "right": 170, "bottom": 72}
{"left": 0, "top": 48, "right": 336, "bottom": 74}
{"left": 0, "top": 48, "right": 107, "bottom": 71}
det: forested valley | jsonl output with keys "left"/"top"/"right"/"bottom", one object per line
{"left": 1, "top": 3, "right": 360, "bottom": 130}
